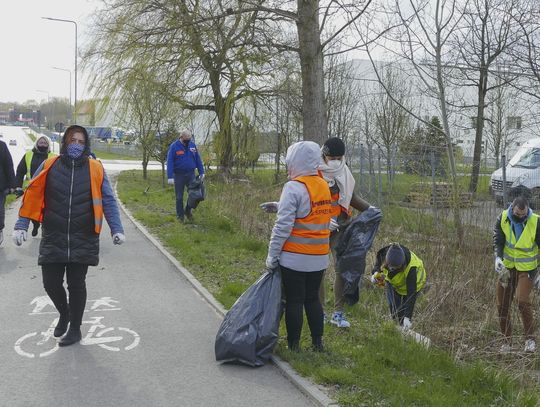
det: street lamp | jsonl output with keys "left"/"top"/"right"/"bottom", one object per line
{"left": 52, "top": 66, "right": 72, "bottom": 123}
{"left": 42, "top": 17, "right": 77, "bottom": 121}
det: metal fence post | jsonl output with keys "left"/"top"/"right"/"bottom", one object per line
{"left": 378, "top": 149, "right": 382, "bottom": 206}
{"left": 430, "top": 150, "right": 438, "bottom": 221}
{"left": 502, "top": 154, "right": 507, "bottom": 208}
{"left": 359, "top": 143, "right": 364, "bottom": 193}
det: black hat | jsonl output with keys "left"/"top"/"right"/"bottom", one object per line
{"left": 385, "top": 244, "right": 405, "bottom": 270}
{"left": 322, "top": 137, "right": 345, "bottom": 157}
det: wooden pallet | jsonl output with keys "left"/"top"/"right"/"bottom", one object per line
{"left": 404, "top": 182, "right": 473, "bottom": 208}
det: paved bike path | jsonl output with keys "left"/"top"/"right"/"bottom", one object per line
{"left": 0, "top": 199, "right": 315, "bottom": 406}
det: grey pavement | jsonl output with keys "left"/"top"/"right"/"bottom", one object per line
{"left": 0, "top": 196, "right": 315, "bottom": 406}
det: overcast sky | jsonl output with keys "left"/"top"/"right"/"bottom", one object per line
{"left": 0, "top": 0, "right": 101, "bottom": 104}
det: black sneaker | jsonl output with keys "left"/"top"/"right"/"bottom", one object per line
{"left": 185, "top": 212, "right": 194, "bottom": 222}
{"left": 59, "top": 327, "right": 82, "bottom": 347}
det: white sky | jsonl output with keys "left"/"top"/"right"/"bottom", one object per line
{"left": 0, "top": 0, "right": 101, "bottom": 104}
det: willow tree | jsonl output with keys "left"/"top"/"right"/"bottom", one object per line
{"left": 85, "top": 0, "right": 274, "bottom": 172}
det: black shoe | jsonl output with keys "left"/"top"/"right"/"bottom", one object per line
{"left": 177, "top": 216, "right": 184, "bottom": 223}
{"left": 312, "top": 337, "right": 324, "bottom": 352}
{"left": 59, "top": 327, "right": 82, "bottom": 347}
{"left": 53, "top": 313, "right": 69, "bottom": 338}
{"left": 185, "top": 212, "right": 193, "bottom": 222}
{"left": 31, "top": 223, "right": 40, "bottom": 237}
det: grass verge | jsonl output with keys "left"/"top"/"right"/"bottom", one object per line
{"left": 118, "top": 169, "right": 539, "bottom": 406}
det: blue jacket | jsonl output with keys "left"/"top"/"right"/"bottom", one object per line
{"left": 167, "top": 140, "right": 204, "bottom": 179}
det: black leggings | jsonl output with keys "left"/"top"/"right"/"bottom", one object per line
{"left": 281, "top": 266, "right": 324, "bottom": 343}
{"left": 42, "top": 263, "right": 89, "bottom": 327}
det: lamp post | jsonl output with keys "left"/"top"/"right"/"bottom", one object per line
{"left": 42, "top": 17, "right": 77, "bottom": 121}
{"left": 52, "top": 66, "right": 72, "bottom": 123}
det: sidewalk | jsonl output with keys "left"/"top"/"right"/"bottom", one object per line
{"left": 0, "top": 199, "right": 316, "bottom": 406}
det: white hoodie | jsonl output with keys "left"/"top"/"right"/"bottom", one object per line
{"left": 267, "top": 141, "right": 329, "bottom": 272}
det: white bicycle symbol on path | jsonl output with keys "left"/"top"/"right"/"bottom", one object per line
{"left": 15, "top": 296, "right": 140, "bottom": 358}
{"left": 15, "top": 316, "right": 140, "bottom": 358}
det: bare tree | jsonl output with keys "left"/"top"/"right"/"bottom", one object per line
{"left": 453, "top": 0, "right": 523, "bottom": 193}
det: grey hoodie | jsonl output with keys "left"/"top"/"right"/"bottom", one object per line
{"left": 267, "top": 141, "right": 330, "bottom": 272}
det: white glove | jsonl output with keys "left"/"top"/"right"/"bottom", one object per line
{"left": 402, "top": 317, "right": 412, "bottom": 330}
{"left": 260, "top": 202, "right": 279, "bottom": 213}
{"left": 199, "top": 174, "right": 205, "bottom": 181}
{"left": 370, "top": 274, "right": 378, "bottom": 284}
{"left": 265, "top": 255, "right": 279, "bottom": 269}
{"left": 329, "top": 218, "right": 339, "bottom": 232}
{"left": 534, "top": 273, "right": 540, "bottom": 290}
{"left": 167, "top": 178, "right": 174, "bottom": 185}
{"left": 495, "top": 257, "right": 505, "bottom": 274}
{"left": 12, "top": 230, "right": 27, "bottom": 246}
{"left": 112, "top": 233, "right": 125, "bottom": 245}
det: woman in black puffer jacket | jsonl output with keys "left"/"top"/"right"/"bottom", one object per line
{"left": 13, "top": 125, "right": 125, "bottom": 347}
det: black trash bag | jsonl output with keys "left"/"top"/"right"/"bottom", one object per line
{"left": 215, "top": 269, "right": 282, "bottom": 367}
{"left": 334, "top": 206, "right": 382, "bottom": 305}
{"left": 187, "top": 176, "right": 206, "bottom": 209}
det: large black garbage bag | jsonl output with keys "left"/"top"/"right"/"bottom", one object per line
{"left": 187, "top": 176, "right": 206, "bottom": 209}
{"left": 215, "top": 269, "right": 282, "bottom": 367}
{"left": 334, "top": 207, "right": 382, "bottom": 305}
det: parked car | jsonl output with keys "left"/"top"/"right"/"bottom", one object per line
{"left": 491, "top": 138, "right": 540, "bottom": 208}
{"left": 9, "top": 139, "right": 17, "bottom": 146}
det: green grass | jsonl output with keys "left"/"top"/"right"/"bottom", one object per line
{"left": 93, "top": 150, "right": 140, "bottom": 160}
{"left": 118, "top": 169, "right": 539, "bottom": 406}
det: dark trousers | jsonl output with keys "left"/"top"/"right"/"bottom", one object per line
{"left": 173, "top": 171, "right": 195, "bottom": 219}
{"left": 385, "top": 284, "right": 418, "bottom": 323}
{"left": 0, "top": 189, "right": 6, "bottom": 231}
{"left": 42, "top": 263, "right": 89, "bottom": 327}
{"left": 281, "top": 266, "right": 325, "bottom": 343}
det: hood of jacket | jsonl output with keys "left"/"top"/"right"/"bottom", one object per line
{"left": 33, "top": 135, "right": 52, "bottom": 153}
{"left": 285, "top": 141, "right": 321, "bottom": 179}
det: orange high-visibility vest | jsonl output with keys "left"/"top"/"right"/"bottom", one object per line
{"left": 330, "top": 190, "right": 352, "bottom": 218}
{"left": 19, "top": 156, "right": 105, "bottom": 234}
{"left": 282, "top": 175, "right": 332, "bottom": 255}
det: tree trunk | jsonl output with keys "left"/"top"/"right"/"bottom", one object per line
{"left": 435, "top": 20, "right": 463, "bottom": 242}
{"left": 469, "top": 69, "right": 488, "bottom": 193}
{"left": 297, "top": 0, "right": 327, "bottom": 144}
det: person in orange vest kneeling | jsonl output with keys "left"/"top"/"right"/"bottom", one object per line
{"left": 266, "top": 141, "right": 333, "bottom": 352}
{"left": 12, "top": 125, "right": 125, "bottom": 347}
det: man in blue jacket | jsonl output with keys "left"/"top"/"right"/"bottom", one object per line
{"left": 167, "top": 130, "right": 205, "bottom": 221}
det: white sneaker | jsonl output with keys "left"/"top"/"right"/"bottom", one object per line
{"left": 0, "top": 230, "right": 3, "bottom": 245}
{"left": 499, "top": 343, "right": 512, "bottom": 354}
{"left": 524, "top": 339, "right": 536, "bottom": 352}
{"left": 330, "top": 312, "right": 351, "bottom": 328}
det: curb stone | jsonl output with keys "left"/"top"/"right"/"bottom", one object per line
{"left": 115, "top": 186, "right": 338, "bottom": 407}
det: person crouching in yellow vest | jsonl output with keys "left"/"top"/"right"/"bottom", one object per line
{"left": 370, "top": 243, "right": 426, "bottom": 331}
{"left": 265, "top": 141, "right": 333, "bottom": 352}
{"left": 493, "top": 196, "right": 540, "bottom": 353}
{"left": 14, "top": 135, "right": 56, "bottom": 237}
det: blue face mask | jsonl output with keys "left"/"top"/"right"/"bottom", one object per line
{"left": 67, "top": 143, "right": 85, "bottom": 159}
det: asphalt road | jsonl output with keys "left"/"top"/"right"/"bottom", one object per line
{"left": 0, "top": 196, "right": 315, "bottom": 406}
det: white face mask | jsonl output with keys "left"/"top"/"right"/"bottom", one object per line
{"left": 326, "top": 159, "right": 342, "bottom": 169}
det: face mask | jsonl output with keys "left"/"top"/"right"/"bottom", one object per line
{"left": 67, "top": 143, "right": 84, "bottom": 159}
{"left": 326, "top": 159, "right": 342, "bottom": 169}
{"left": 37, "top": 145, "right": 48, "bottom": 153}
{"left": 514, "top": 215, "right": 527, "bottom": 223}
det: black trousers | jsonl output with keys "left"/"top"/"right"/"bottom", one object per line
{"left": 281, "top": 266, "right": 325, "bottom": 343}
{"left": 42, "top": 263, "right": 89, "bottom": 327}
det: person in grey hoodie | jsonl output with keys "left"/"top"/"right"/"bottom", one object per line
{"left": 266, "top": 141, "right": 333, "bottom": 352}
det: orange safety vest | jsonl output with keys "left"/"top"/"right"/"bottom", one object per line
{"left": 282, "top": 175, "right": 332, "bottom": 255}
{"left": 19, "top": 156, "right": 105, "bottom": 234}
{"left": 330, "top": 190, "right": 352, "bottom": 218}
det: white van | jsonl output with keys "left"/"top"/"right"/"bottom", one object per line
{"left": 491, "top": 138, "right": 540, "bottom": 207}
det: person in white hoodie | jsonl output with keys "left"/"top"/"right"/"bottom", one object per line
{"left": 266, "top": 141, "right": 333, "bottom": 352}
